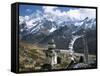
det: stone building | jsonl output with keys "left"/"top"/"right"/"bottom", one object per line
{"left": 47, "top": 39, "right": 57, "bottom": 66}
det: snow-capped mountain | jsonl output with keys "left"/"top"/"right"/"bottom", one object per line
{"left": 19, "top": 10, "right": 96, "bottom": 54}
{"left": 19, "top": 13, "right": 96, "bottom": 40}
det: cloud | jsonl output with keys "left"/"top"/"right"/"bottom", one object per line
{"left": 67, "top": 8, "right": 96, "bottom": 20}
{"left": 43, "top": 6, "right": 57, "bottom": 13}
{"left": 26, "top": 9, "right": 32, "bottom": 13}
{"left": 42, "top": 6, "right": 96, "bottom": 20}
{"left": 67, "top": 9, "right": 81, "bottom": 20}
{"left": 80, "top": 8, "right": 96, "bottom": 19}
{"left": 19, "top": 16, "right": 25, "bottom": 25}
{"left": 43, "top": 6, "right": 67, "bottom": 16}
{"left": 24, "top": 16, "right": 30, "bottom": 21}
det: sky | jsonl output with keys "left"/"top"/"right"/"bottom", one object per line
{"left": 19, "top": 5, "right": 43, "bottom": 16}
{"left": 19, "top": 4, "right": 79, "bottom": 16}
{"left": 19, "top": 4, "right": 96, "bottom": 21}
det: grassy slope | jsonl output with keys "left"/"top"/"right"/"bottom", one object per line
{"left": 19, "top": 42, "right": 96, "bottom": 72}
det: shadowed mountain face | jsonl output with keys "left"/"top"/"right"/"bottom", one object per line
{"left": 73, "top": 29, "right": 96, "bottom": 54}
